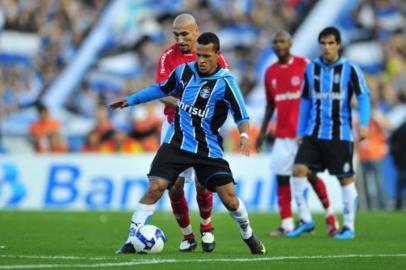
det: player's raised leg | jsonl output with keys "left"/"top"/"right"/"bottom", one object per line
{"left": 116, "top": 177, "right": 169, "bottom": 254}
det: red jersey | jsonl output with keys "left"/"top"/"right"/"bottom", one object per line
{"left": 264, "top": 55, "right": 309, "bottom": 138}
{"left": 155, "top": 43, "right": 228, "bottom": 123}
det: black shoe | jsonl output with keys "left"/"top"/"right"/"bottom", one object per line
{"left": 244, "top": 235, "right": 267, "bottom": 255}
{"left": 115, "top": 242, "right": 135, "bottom": 254}
{"left": 179, "top": 238, "right": 198, "bottom": 252}
{"left": 201, "top": 230, "right": 216, "bottom": 252}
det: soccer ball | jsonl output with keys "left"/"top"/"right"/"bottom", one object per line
{"left": 131, "top": 225, "right": 166, "bottom": 254}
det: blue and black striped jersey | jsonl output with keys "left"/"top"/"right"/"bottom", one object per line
{"left": 126, "top": 62, "right": 249, "bottom": 158}
{"left": 297, "top": 57, "right": 370, "bottom": 141}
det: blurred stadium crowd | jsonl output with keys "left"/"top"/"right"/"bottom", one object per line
{"left": 0, "top": 0, "right": 406, "bottom": 209}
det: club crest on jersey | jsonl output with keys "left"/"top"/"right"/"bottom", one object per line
{"left": 291, "top": 76, "right": 300, "bottom": 86}
{"left": 199, "top": 87, "right": 211, "bottom": 99}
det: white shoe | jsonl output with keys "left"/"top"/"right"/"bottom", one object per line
{"left": 179, "top": 238, "right": 197, "bottom": 252}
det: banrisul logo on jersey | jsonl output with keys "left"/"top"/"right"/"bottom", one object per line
{"left": 178, "top": 101, "right": 209, "bottom": 118}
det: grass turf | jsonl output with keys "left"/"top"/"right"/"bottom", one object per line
{"left": 0, "top": 211, "right": 405, "bottom": 270}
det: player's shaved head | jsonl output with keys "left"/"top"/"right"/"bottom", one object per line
{"left": 172, "top": 13, "right": 199, "bottom": 53}
{"left": 273, "top": 30, "right": 292, "bottom": 42}
{"left": 173, "top": 13, "right": 197, "bottom": 29}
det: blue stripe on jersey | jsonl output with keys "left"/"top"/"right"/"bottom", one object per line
{"left": 180, "top": 84, "right": 200, "bottom": 152}
{"left": 203, "top": 80, "right": 223, "bottom": 158}
{"left": 164, "top": 122, "right": 175, "bottom": 143}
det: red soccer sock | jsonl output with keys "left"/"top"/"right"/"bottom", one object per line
{"left": 169, "top": 191, "right": 191, "bottom": 230}
{"left": 278, "top": 183, "right": 292, "bottom": 220}
{"left": 310, "top": 176, "right": 330, "bottom": 209}
{"left": 196, "top": 190, "right": 213, "bottom": 231}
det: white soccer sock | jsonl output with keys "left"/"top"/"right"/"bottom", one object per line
{"left": 292, "top": 177, "right": 313, "bottom": 223}
{"left": 341, "top": 182, "right": 358, "bottom": 231}
{"left": 181, "top": 224, "right": 193, "bottom": 236}
{"left": 228, "top": 198, "right": 253, "bottom": 239}
{"left": 126, "top": 202, "right": 156, "bottom": 243}
{"left": 281, "top": 217, "right": 294, "bottom": 231}
{"left": 200, "top": 217, "right": 211, "bottom": 226}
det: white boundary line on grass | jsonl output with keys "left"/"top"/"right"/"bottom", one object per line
{"left": 0, "top": 254, "right": 405, "bottom": 269}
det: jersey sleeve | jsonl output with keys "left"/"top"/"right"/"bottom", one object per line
{"left": 224, "top": 76, "right": 250, "bottom": 125}
{"left": 349, "top": 63, "right": 369, "bottom": 96}
{"left": 155, "top": 49, "right": 173, "bottom": 83}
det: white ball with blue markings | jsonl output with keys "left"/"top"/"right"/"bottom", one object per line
{"left": 131, "top": 225, "right": 166, "bottom": 254}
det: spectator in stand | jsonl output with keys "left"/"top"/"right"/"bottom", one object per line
{"left": 100, "top": 129, "right": 142, "bottom": 153}
{"left": 129, "top": 103, "right": 162, "bottom": 152}
{"left": 29, "top": 103, "right": 62, "bottom": 153}
{"left": 81, "top": 130, "right": 101, "bottom": 153}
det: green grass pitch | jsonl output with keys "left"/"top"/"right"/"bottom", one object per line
{"left": 0, "top": 211, "right": 405, "bottom": 270}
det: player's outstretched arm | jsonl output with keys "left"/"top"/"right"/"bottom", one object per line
{"left": 109, "top": 99, "right": 129, "bottom": 110}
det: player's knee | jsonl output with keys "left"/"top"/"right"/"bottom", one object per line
{"left": 145, "top": 179, "right": 167, "bottom": 202}
{"left": 293, "top": 164, "right": 308, "bottom": 177}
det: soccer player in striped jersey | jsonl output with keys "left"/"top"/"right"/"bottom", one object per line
{"left": 256, "top": 31, "right": 338, "bottom": 237}
{"left": 155, "top": 13, "right": 228, "bottom": 252}
{"left": 113, "top": 32, "right": 266, "bottom": 255}
{"left": 292, "top": 27, "right": 370, "bottom": 240}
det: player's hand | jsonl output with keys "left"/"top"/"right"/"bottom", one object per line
{"left": 240, "top": 137, "right": 250, "bottom": 156}
{"left": 109, "top": 99, "right": 129, "bottom": 110}
{"left": 255, "top": 133, "right": 266, "bottom": 152}
{"left": 359, "top": 127, "right": 369, "bottom": 141}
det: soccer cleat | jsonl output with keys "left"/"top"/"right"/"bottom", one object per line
{"left": 243, "top": 235, "right": 267, "bottom": 255}
{"left": 285, "top": 220, "right": 315, "bottom": 238}
{"left": 115, "top": 242, "right": 135, "bottom": 254}
{"left": 201, "top": 230, "right": 216, "bottom": 252}
{"left": 267, "top": 226, "right": 291, "bottom": 237}
{"left": 179, "top": 237, "right": 197, "bottom": 252}
{"left": 333, "top": 226, "right": 355, "bottom": 240}
{"left": 326, "top": 214, "right": 339, "bottom": 237}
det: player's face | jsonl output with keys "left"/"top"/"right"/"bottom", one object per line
{"left": 173, "top": 24, "right": 198, "bottom": 53}
{"left": 272, "top": 35, "right": 291, "bottom": 58}
{"left": 196, "top": 43, "right": 219, "bottom": 75}
{"left": 319, "top": 35, "right": 340, "bottom": 63}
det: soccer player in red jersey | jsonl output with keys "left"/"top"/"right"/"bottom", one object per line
{"left": 155, "top": 14, "right": 228, "bottom": 252}
{"left": 256, "top": 31, "right": 338, "bottom": 237}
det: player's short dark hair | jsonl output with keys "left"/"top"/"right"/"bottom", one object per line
{"left": 318, "top": 27, "right": 341, "bottom": 44}
{"left": 197, "top": 32, "right": 220, "bottom": 52}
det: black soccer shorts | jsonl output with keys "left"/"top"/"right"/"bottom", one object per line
{"left": 148, "top": 143, "right": 235, "bottom": 191}
{"left": 294, "top": 136, "right": 354, "bottom": 179}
